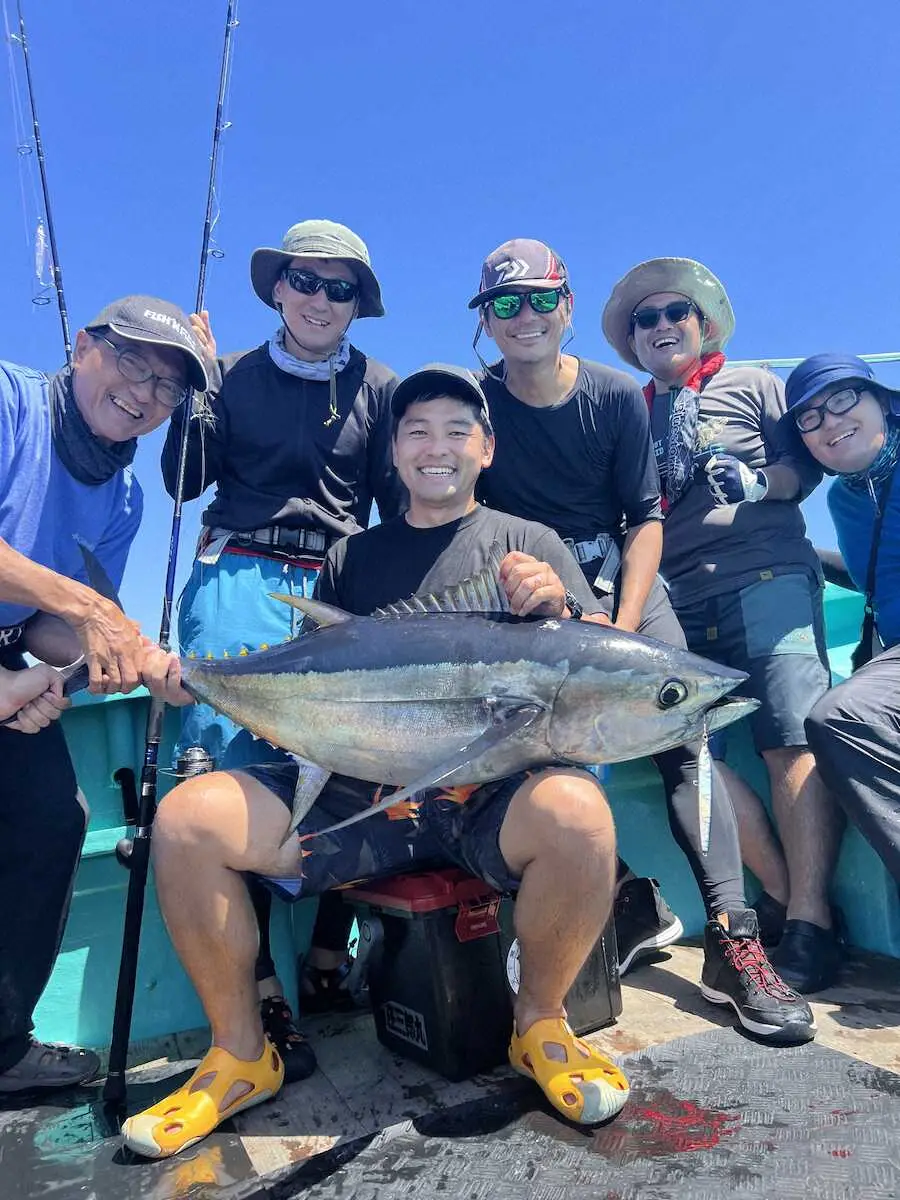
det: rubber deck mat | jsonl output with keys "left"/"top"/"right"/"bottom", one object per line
{"left": 272, "top": 1030, "right": 900, "bottom": 1200}
{"left": 0, "top": 1069, "right": 263, "bottom": 1200}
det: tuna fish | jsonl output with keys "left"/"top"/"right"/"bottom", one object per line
{"left": 179, "top": 547, "right": 758, "bottom": 840}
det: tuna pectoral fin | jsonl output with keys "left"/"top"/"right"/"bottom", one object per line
{"left": 300, "top": 700, "right": 546, "bottom": 843}
{"left": 280, "top": 759, "right": 332, "bottom": 846}
{"left": 268, "top": 594, "right": 352, "bottom": 628}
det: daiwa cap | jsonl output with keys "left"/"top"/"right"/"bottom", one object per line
{"left": 602, "top": 257, "right": 735, "bottom": 370}
{"left": 391, "top": 363, "right": 493, "bottom": 433}
{"left": 250, "top": 219, "right": 385, "bottom": 318}
{"left": 468, "top": 239, "right": 570, "bottom": 309}
{"left": 84, "top": 295, "right": 209, "bottom": 392}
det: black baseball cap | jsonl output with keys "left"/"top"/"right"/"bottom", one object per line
{"left": 84, "top": 295, "right": 209, "bottom": 392}
{"left": 391, "top": 364, "right": 493, "bottom": 433}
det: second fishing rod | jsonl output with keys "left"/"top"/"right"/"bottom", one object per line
{"left": 102, "top": 0, "right": 240, "bottom": 1110}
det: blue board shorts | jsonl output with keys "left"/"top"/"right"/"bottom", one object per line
{"left": 675, "top": 570, "right": 831, "bottom": 752}
{"left": 240, "top": 758, "right": 597, "bottom": 902}
{"left": 176, "top": 549, "right": 319, "bottom": 766}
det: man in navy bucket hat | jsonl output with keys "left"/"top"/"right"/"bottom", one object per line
{"left": 786, "top": 354, "right": 900, "bottom": 885}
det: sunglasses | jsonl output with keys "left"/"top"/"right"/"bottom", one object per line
{"left": 631, "top": 300, "right": 697, "bottom": 332}
{"left": 794, "top": 387, "right": 863, "bottom": 433}
{"left": 488, "top": 288, "right": 567, "bottom": 320}
{"left": 281, "top": 267, "right": 359, "bottom": 304}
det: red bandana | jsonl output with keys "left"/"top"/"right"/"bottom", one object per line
{"left": 642, "top": 352, "right": 727, "bottom": 411}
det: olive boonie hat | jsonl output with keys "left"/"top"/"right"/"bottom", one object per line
{"left": 602, "top": 257, "right": 735, "bottom": 370}
{"left": 84, "top": 295, "right": 209, "bottom": 392}
{"left": 250, "top": 219, "right": 385, "bottom": 318}
{"left": 391, "top": 363, "right": 493, "bottom": 433}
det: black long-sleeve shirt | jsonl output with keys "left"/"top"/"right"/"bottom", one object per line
{"left": 161, "top": 343, "right": 406, "bottom": 538}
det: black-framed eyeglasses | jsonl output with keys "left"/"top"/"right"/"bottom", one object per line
{"left": 793, "top": 387, "right": 863, "bottom": 433}
{"left": 89, "top": 332, "right": 189, "bottom": 408}
{"left": 281, "top": 267, "right": 359, "bottom": 304}
{"left": 631, "top": 300, "right": 697, "bottom": 332}
{"left": 487, "top": 287, "right": 568, "bottom": 320}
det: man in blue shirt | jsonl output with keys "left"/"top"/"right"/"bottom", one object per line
{"left": 786, "top": 354, "right": 900, "bottom": 883}
{"left": 0, "top": 295, "right": 206, "bottom": 1093}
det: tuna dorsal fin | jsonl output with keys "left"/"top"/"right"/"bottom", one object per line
{"left": 374, "top": 541, "right": 510, "bottom": 618}
{"left": 268, "top": 594, "right": 352, "bottom": 627}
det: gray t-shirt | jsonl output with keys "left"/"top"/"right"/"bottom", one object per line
{"left": 656, "top": 365, "right": 822, "bottom": 607}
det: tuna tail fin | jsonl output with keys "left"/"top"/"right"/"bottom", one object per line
{"left": 76, "top": 539, "right": 123, "bottom": 610}
{"left": 374, "top": 541, "right": 510, "bottom": 618}
{"left": 269, "top": 594, "right": 353, "bottom": 628}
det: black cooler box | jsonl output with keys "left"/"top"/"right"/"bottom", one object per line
{"left": 345, "top": 868, "right": 621, "bottom": 1081}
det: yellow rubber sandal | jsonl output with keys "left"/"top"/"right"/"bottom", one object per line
{"left": 509, "top": 1017, "right": 629, "bottom": 1125}
{"left": 121, "top": 1040, "right": 284, "bottom": 1159}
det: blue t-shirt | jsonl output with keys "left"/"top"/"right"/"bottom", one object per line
{"left": 828, "top": 474, "right": 900, "bottom": 649}
{"left": 0, "top": 360, "right": 143, "bottom": 628}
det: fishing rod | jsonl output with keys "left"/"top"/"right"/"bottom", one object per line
{"left": 103, "top": 0, "right": 239, "bottom": 1110}
{"left": 12, "top": 0, "right": 72, "bottom": 366}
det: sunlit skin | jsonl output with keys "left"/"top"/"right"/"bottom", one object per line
{"left": 626, "top": 290, "right": 705, "bottom": 390}
{"left": 798, "top": 387, "right": 887, "bottom": 475}
{"left": 271, "top": 255, "right": 358, "bottom": 362}
{"left": 71, "top": 329, "right": 186, "bottom": 445}
{"left": 393, "top": 395, "right": 494, "bottom": 527}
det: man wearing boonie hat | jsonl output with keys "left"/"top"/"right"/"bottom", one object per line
{"left": 603, "top": 258, "right": 843, "bottom": 993}
{"left": 468, "top": 241, "right": 815, "bottom": 1045}
{"left": 786, "top": 355, "right": 900, "bottom": 885}
{"left": 0, "top": 295, "right": 203, "bottom": 1093}
{"left": 161, "top": 220, "right": 405, "bottom": 1081}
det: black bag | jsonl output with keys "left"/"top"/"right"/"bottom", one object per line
{"left": 850, "top": 462, "right": 897, "bottom": 672}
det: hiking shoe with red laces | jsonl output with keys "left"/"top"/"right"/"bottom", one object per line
{"left": 700, "top": 908, "right": 816, "bottom": 1044}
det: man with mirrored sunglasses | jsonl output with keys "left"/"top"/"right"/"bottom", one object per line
{"left": 0, "top": 295, "right": 205, "bottom": 1094}
{"left": 603, "top": 258, "right": 843, "bottom": 994}
{"left": 466, "top": 240, "right": 814, "bottom": 1044}
{"left": 161, "top": 219, "right": 406, "bottom": 1081}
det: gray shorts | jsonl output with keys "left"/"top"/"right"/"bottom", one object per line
{"left": 675, "top": 571, "right": 832, "bottom": 752}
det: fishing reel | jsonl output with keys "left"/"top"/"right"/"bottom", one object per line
{"left": 113, "top": 747, "right": 216, "bottom": 870}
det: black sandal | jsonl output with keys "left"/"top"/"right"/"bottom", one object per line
{"left": 259, "top": 996, "right": 317, "bottom": 1084}
{"left": 298, "top": 960, "right": 361, "bottom": 1014}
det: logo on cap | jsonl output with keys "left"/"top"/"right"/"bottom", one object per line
{"left": 493, "top": 257, "right": 531, "bottom": 283}
{"left": 143, "top": 309, "right": 195, "bottom": 347}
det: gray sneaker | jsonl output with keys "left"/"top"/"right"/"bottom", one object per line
{"left": 0, "top": 1040, "right": 100, "bottom": 1092}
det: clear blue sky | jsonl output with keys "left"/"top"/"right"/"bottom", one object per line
{"left": 3, "top": 0, "right": 899, "bottom": 637}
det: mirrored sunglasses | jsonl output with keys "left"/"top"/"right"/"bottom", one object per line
{"left": 282, "top": 267, "right": 359, "bottom": 304}
{"left": 631, "top": 300, "right": 696, "bottom": 332}
{"left": 794, "top": 387, "right": 863, "bottom": 433}
{"left": 488, "top": 288, "right": 566, "bottom": 320}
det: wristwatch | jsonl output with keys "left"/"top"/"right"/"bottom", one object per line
{"left": 563, "top": 590, "right": 584, "bottom": 621}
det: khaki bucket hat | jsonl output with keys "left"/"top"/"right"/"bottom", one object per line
{"left": 602, "top": 258, "right": 735, "bottom": 370}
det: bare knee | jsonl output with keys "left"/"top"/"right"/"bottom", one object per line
{"left": 500, "top": 769, "right": 615, "bottom": 870}
{"left": 154, "top": 771, "right": 242, "bottom": 855}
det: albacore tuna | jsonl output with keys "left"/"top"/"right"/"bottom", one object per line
{"left": 179, "top": 550, "right": 758, "bottom": 839}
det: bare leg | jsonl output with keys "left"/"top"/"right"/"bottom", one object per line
{"left": 498, "top": 768, "right": 616, "bottom": 1035}
{"left": 716, "top": 761, "right": 790, "bottom": 905}
{"left": 763, "top": 748, "right": 845, "bottom": 928}
{"left": 151, "top": 770, "right": 304, "bottom": 1061}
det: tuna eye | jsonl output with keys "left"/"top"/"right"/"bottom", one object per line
{"left": 657, "top": 678, "right": 688, "bottom": 709}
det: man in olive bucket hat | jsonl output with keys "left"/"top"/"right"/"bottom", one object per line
{"left": 603, "top": 258, "right": 844, "bottom": 993}
{"left": 161, "top": 220, "right": 406, "bottom": 1081}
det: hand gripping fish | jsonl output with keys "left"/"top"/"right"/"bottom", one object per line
{"left": 179, "top": 547, "right": 758, "bottom": 848}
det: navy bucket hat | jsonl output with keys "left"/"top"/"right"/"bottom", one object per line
{"left": 785, "top": 353, "right": 900, "bottom": 422}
